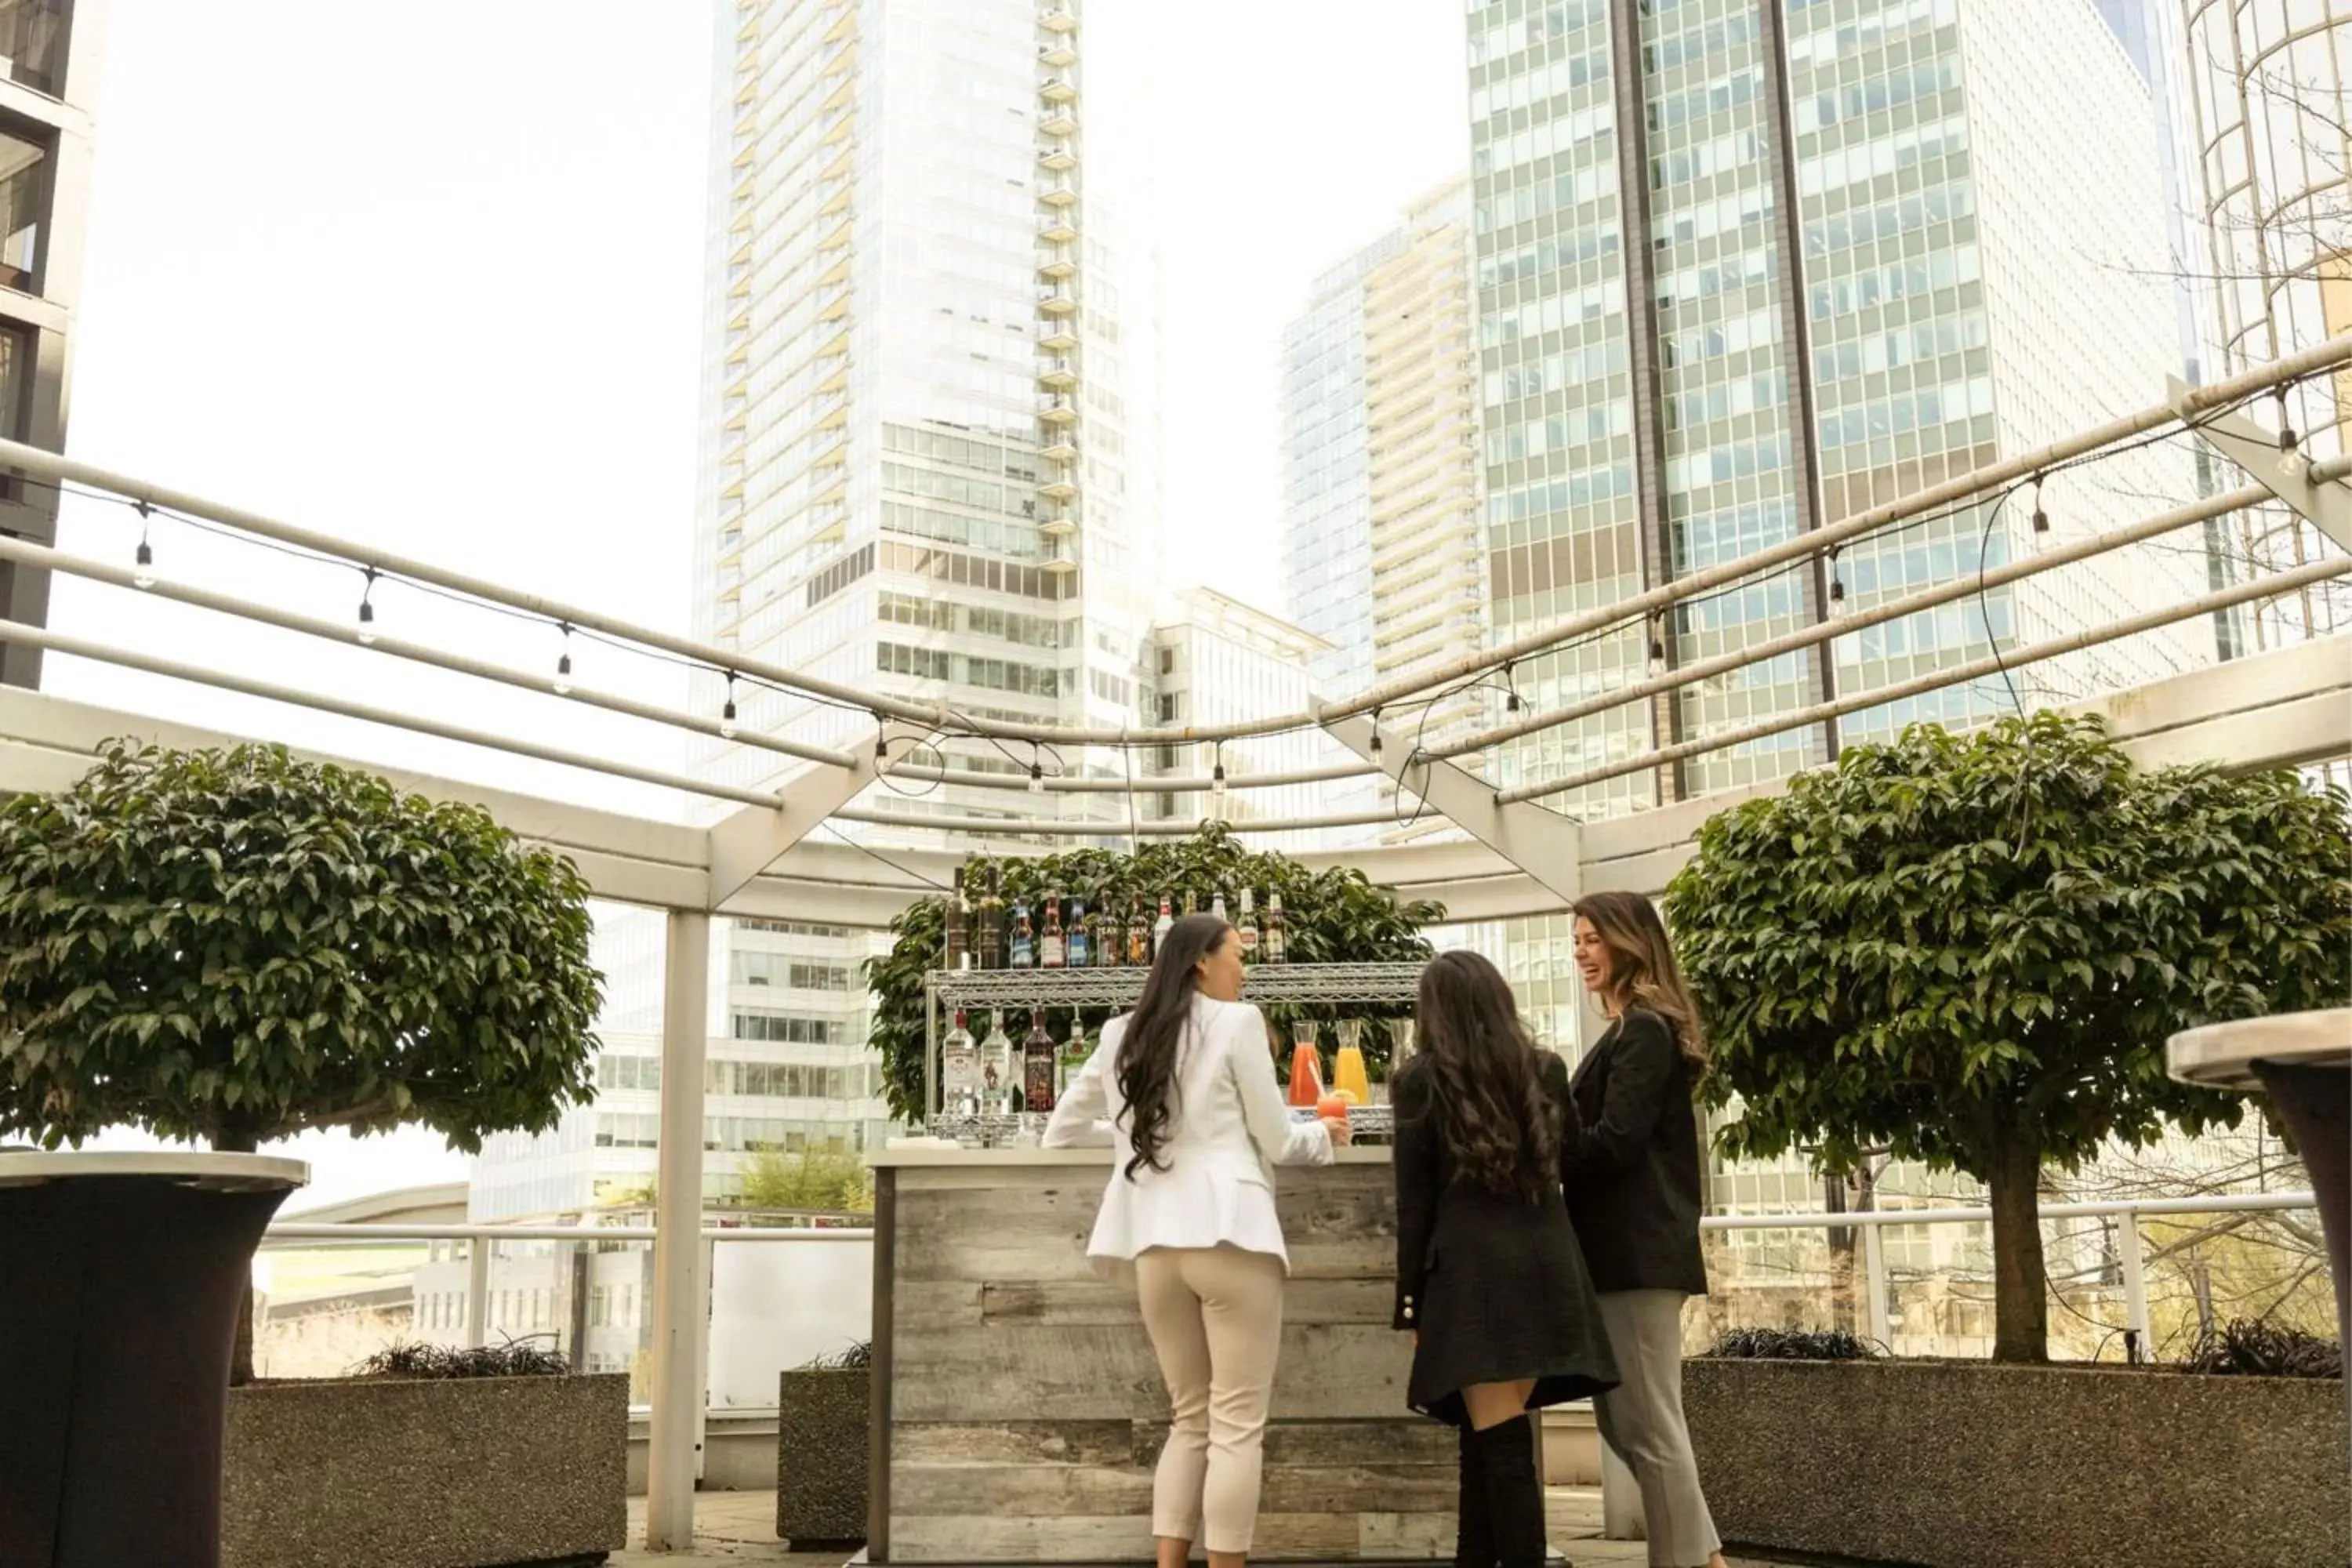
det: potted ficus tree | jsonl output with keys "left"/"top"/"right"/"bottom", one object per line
{"left": 0, "top": 741, "right": 622, "bottom": 1568}
{"left": 1661, "top": 713, "right": 2350, "bottom": 1568}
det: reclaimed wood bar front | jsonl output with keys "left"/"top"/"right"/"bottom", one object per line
{"left": 866, "top": 1146, "right": 1451, "bottom": 1564}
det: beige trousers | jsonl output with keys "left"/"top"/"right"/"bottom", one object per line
{"left": 1592, "top": 1290, "right": 1723, "bottom": 1568}
{"left": 1134, "top": 1244, "right": 1288, "bottom": 1555}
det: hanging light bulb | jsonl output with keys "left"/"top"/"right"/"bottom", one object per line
{"left": 132, "top": 503, "right": 158, "bottom": 590}
{"left": 553, "top": 624, "right": 573, "bottom": 695}
{"left": 720, "top": 672, "right": 739, "bottom": 740}
{"left": 1828, "top": 550, "right": 1846, "bottom": 608}
{"left": 2278, "top": 390, "right": 2298, "bottom": 454}
{"left": 1504, "top": 662, "right": 1521, "bottom": 713}
{"left": 1647, "top": 620, "right": 1668, "bottom": 677}
{"left": 357, "top": 568, "right": 379, "bottom": 646}
{"left": 1028, "top": 758, "right": 1046, "bottom": 793}
{"left": 1210, "top": 748, "right": 1227, "bottom": 804}
{"left": 1369, "top": 711, "right": 1385, "bottom": 758}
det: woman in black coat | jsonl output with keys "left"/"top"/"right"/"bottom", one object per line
{"left": 1563, "top": 891, "right": 1724, "bottom": 1568}
{"left": 1392, "top": 949, "right": 1617, "bottom": 1568}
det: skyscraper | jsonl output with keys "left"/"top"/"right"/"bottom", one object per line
{"left": 1468, "top": 0, "right": 2198, "bottom": 822}
{"left": 1279, "top": 179, "right": 1489, "bottom": 840}
{"left": 0, "top": 0, "right": 101, "bottom": 690}
{"left": 2175, "top": 0, "right": 2351, "bottom": 649}
{"left": 470, "top": 0, "right": 1160, "bottom": 1218}
{"left": 1466, "top": 0, "right": 2198, "bottom": 1045}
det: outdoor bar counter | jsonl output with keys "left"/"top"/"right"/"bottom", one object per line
{"left": 865, "top": 1144, "right": 1452, "bottom": 1564}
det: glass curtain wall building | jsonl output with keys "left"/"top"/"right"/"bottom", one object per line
{"left": 1279, "top": 180, "right": 1490, "bottom": 844}
{"left": 1467, "top": 0, "right": 2198, "bottom": 1047}
{"left": 471, "top": 0, "right": 1160, "bottom": 1218}
{"left": 2176, "top": 0, "right": 2351, "bottom": 651}
{"left": 0, "top": 0, "right": 99, "bottom": 690}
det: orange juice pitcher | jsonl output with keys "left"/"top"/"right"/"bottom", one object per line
{"left": 1287, "top": 1022, "right": 1325, "bottom": 1107}
{"left": 1332, "top": 1020, "right": 1370, "bottom": 1105}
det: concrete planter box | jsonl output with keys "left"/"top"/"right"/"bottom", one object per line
{"left": 1685, "top": 1358, "right": 2347, "bottom": 1567}
{"left": 777, "top": 1367, "right": 869, "bottom": 1547}
{"left": 223, "top": 1374, "right": 629, "bottom": 1568}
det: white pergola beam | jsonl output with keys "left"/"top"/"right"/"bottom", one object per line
{"left": 705, "top": 720, "right": 935, "bottom": 906}
{"left": 2172, "top": 376, "right": 2352, "bottom": 556}
{"left": 1317, "top": 711, "right": 1582, "bottom": 906}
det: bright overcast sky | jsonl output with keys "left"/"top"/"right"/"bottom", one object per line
{"left": 61, "top": 2, "right": 1468, "bottom": 1205}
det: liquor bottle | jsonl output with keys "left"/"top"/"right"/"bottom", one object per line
{"left": 1065, "top": 895, "right": 1091, "bottom": 968}
{"left": 1009, "top": 898, "right": 1036, "bottom": 969}
{"left": 1023, "top": 1011, "right": 1058, "bottom": 1113}
{"left": 1263, "top": 891, "right": 1288, "bottom": 964}
{"left": 1182, "top": 889, "right": 1199, "bottom": 920}
{"left": 1210, "top": 890, "right": 1229, "bottom": 926}
{"left": 978, "top": 866, "right": 1005, "bottom": 970}
{"left": 1237, "top": 888, "right": 1261, "bottom": 962}
{"left": 1058, "top": 1022, "right": 1091, "bottom": 1094}
{"left": 978, "top": 1011, "right": 1014, "bottom": 1113}
{"left": 1040, "top": 893, "right": 1066, "bottom": 968}
{"left": 1152, "top": 895, "right": 1175, "bottom": 957}
{"left": 945, "top": 880, "right": 969, "bottom": 972}
{"left": 1127, "top": 895, "right": 1151, "bottom": 967}
{"left": 942, "top": 1010, "right": 978, "bottom": 1116}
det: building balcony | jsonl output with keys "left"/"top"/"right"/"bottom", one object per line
{"left": 1038, "top": 356, "right": 1080, "bottom": 390}
{"left": 1040, "top": 104, "right": 1077, "bottom": 136}
{"left": 1037, "top": 38, "right": 1077, "bottom": 68}
{"left": 1044, "top": 539, "right": 1080, "bottom": 574}
{"left": 1038, "top": 212, "right": 1079, "bottom": 247}
{"left": 1037, "top": 394, "right": 1079, "bottom": 424}
{"left": 1038, "top": 74, "right": 1078, "bottom": 103}
{"left": 1040, "top": 508, "right": 1078, "bottom": 538}
{"left": 1037, "top": 285, "right": 1077, "bottom": 316}
{"left": 1040, "top": 5, "right": 1078, "bottom": 31}
{"left": 1040, "top": 473, "right": 1080, "bottom": 502}
{"left": 1037, "top": 178, "right": 1079, "bottom": 208}
{"left": 1038, "top": 321, "right": 1078, "bottom": 352}
{"left": 1037, "top": 141, "right": 1077, "bottom": 172}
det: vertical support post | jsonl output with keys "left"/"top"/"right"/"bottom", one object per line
{"left": 1862, "top": 1218, "right": 1891, "bottom": 1346}
{"left": 646, "top": 909, "right": 710, "bottom": 1552}
{"left": 465, "top": 1237, "right": 492, "bottom": 1351}
{"left": 2119, "top": 1207, "right": 2151, "bottom": 1355}
{"left": 696, "top": 1234, "right": 717, "bottom": 1482}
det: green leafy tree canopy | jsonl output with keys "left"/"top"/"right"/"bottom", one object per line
{"left": 0, "top": 741, "right": 606, "bottom": 1155}
{"left": 866, "top": 822, "right": 1442, "bottom": 1123}
{"left": 1664, "top": 713, "right": 2350, "bottom": 1363}
{"left": 742, "top": 1146, "right": 875, "bottom": 1214}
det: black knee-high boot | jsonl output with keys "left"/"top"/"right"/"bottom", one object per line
{"left": 1471, "top": 1417, "right": 1553, "bottom": 1568}
{"left": 1454, "top": 1420, "right": 1497, "bottom": 1568}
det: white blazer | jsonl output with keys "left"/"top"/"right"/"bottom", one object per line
{"left": 1042, "top": 992, "right": 1333, "bottom": 1272}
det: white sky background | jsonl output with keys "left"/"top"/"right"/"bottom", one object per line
{"left": 57, "top": 2, "right": 1467, "bottom": 1207}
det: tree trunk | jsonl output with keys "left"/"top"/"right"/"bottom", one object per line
{"left": 1825, "top": 1171, "right": 1857, "bottom": 1334}
{"left": 1986, "top": 1127, "right": 2049, "bottom": 1363}
{"left": 216, "top": 1131, "right": 260, "bottom": 1385}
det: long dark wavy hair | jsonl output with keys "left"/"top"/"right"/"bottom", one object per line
{"left": 1570, "top": 891, "right": 1707, "bottom": 1076}
{"left": 1409, "top": 949, "right": 1559, "bottom": 1203}
{"left": 1115, "top": 913, "right": 1235, "bottom": 1182}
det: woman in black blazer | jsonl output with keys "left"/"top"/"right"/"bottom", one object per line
{"left": 1563, "top": 892, "right": 1724, "bottom": 1568}
{"left": 1393, "top": 950, "right": 1617, "bottom": 1568}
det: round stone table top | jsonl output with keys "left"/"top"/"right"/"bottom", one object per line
{"left": 2169, "top": 1008, "right": 2352, "bottom": 1093}
{"left": 0, "top": 1149, "right": 310, "bottom": 1192}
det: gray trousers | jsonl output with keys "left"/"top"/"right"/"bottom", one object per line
{"left": 1593, "top": 1290, "right": 1722, "bottom": 1568}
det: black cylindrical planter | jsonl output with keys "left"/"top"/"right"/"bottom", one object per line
{"left": 0, "top": 1155, "right": 303, "bottom": 1568}
{"left": 2255, "top": 1062, "right": 2351, "bottom": 1350}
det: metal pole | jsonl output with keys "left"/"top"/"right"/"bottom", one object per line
{"left": 0, "top": 609, "right": 789, "bottom": 807}
{"left": 1863, "top": 1221, "right": 1891, "bottom": 1346}
{"left": 2120, "top": 1207, "right": 2151, "bottom": 1353}
{"left": 646, "top": 909, "right": 711, "bottom": 1552}
{"left": 465, "top": 1238, "right": 492, "bottom": 1352}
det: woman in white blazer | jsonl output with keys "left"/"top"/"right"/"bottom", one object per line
{"left": 1044, "top": 913, "right": 1349, "bottom": 1568}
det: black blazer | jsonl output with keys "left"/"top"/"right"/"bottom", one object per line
{"left": 1392, "top": 1051, "right": 1579, "bottom": 1330}
{"left": 1563, "top": 1007, "right": 1708, "bottom": 1296}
